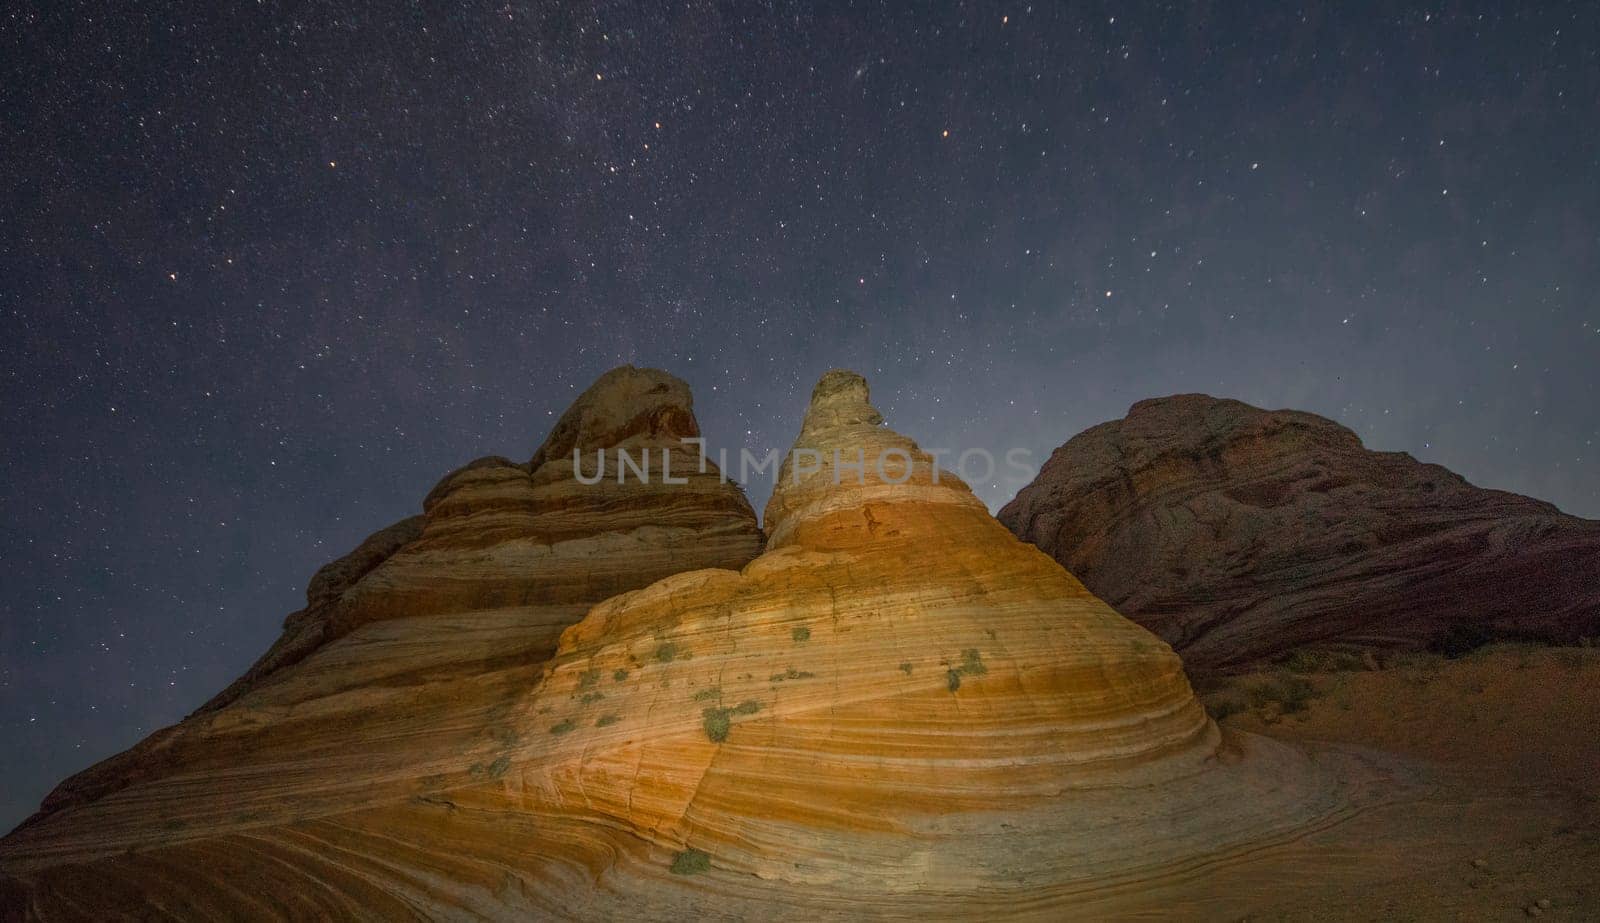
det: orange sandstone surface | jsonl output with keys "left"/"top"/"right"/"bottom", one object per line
{"left": 0, "top": 366, "right": 762, "bottom": 918}
{"left": 5, "top": 369, "right": 1540, "bottom": 921}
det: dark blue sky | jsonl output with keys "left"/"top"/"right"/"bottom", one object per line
{"left": 2, "top": 1, "right": 1597, "bottom": 832}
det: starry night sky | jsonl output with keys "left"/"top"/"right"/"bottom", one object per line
{"left": 3, "top": 2, "right": 1597, "bottom": 833}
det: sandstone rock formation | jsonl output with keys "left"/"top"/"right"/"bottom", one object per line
{"left": 0, "top": 366, "right": 763, "bottom": 914}
{"left": 470, "top": 370, "right": 1353, "bottom": 918}
{"left": 3, "top": 372, "right": 1398, "bottom": 920}
{"left": 998, "top": 394, "right": 1600, "bottom": 672}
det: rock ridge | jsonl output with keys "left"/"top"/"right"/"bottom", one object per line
{"left": 999, "top": 393, "right": 1600, "bottom": 670}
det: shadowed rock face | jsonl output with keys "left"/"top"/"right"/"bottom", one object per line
{"left": 0, "top": 371, "right": 1362, "bottom": 920}
{"left": 998, "top": 394, "right": 1600, "bottom": 672}
{"left": 0, "top": 367, "right": 763, "bottom": 906}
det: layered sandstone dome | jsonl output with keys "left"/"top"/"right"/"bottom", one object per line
{"left": 445, "top": 371, "right": 1352, "bottom": 917}
{"left": 0, "top": 367, "right": 763, "bottom": 916}
{"left": 2, "top": 371, "right": 1361, "bottom": 920}
{"left": 998, "top": 394, "right": 1600, "bottom": 671}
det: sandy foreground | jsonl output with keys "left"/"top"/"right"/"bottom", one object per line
{"left": 1191, "top": 645, "right": 1599, "bottom": 921}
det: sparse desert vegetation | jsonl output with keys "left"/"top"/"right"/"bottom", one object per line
{"left": 945, "top": 648, "right": 988, "bottom": 692}
{"left": 702, "top": 700, "right": 762, "bottom": 742}
{"left": 670, "top": 848, "right": 710, "bottom": 876}
{"left": 769, "top": 667, "right": 815, "bottom": 682}
{"left": 1194, "top": 642, "right": 1600, "bottom": 918}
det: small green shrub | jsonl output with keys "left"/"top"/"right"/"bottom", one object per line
{"left": 487, "top": 755, "right": 512, "bottom": 778}
{"left": 703, "top": 707, "right": 731, "bottom": 742}
{"left": 1280, "top": 681, "right": 1317, "bottom": 714}
{"left": 579, "top": 691, "right": 605, "bottom": 705}
{"left": 1247, "top": 674, "right": 1319, "bottom": 715}
{"left": 613, "top": 669, "right": 630, "bottom": 682}
{"left": 693, "top": 687, "right": 722, "bottom": 702}
{"left": 702, "top": 701, "right": 762, "bottom": 742}
{"left": 670, "top": 848, "right": 711, "bottom": 876}
{"left": 577, "top": 668, "right": 601, "bottom": 689}
{"left": 945, "top": 648, "right": 987, "bottom": 692}
{"left": 655, "top": 643, "right": 680, "bottom": 663}
{"left": 596, "top": 714, "right": 620, "bottom": 728}
{"left": 769, "top": 667, "right": 815, "bottom": 682}
{"left": 549, "top": 718, "right": 577, "bottom": 735}
{"left": 792, "top": 626, "right": 811, "bottom": 643}
{"left": 899, "top": 662, "right": 913, "bottom": 675}
{"left": 958, "top": 648, "right": 987, "bottom": 676}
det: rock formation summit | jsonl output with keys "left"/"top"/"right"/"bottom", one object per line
{"left": 998, "top": 394, "right": 1600, "bottom": 672}
{"left": 3, "top": 371, "right": 1366, "bottom": 920}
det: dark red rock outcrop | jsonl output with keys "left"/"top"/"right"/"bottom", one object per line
{"left": 998, "top": 394, "right": 1600, "bottom": 671}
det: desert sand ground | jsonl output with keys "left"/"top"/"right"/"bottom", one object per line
{"left": 1197, "top": 644, "right": 1599, "bottom": 921}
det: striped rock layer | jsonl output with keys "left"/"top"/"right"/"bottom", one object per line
{"left": 0, "top": 366, "right": 763, "bottom": 919}
{"left": 463, "top": 371, "right": 1356, "bottom": 919}
{"left": 1, "top": 371, "right": 1362, "bottom": 920}
{"left": 998, "top": 393, "right": 1600, "bottom": 672}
